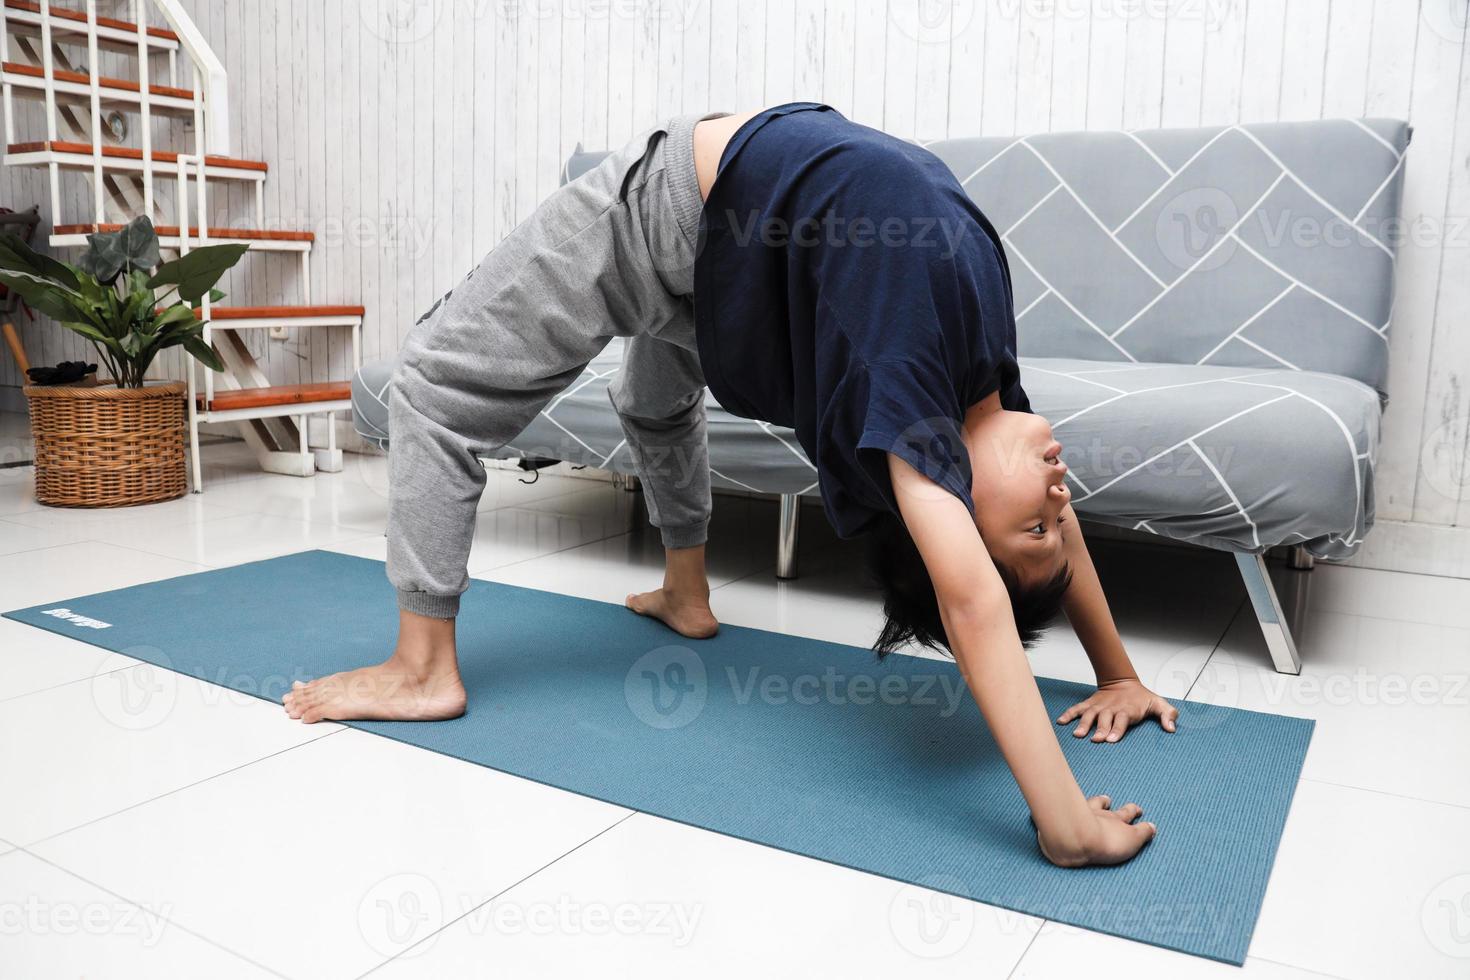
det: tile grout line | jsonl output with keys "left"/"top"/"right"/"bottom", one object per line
{"left": 1182, "top": 596, "right": 1249, "bottom": 702}
{"left": 20, "top": 728, "right": 348, "bottom": 851}
{"left": 1003, "top": 918, "right": 1047, "bottom": 979}
{"left": 1298, "top": 774, "right": 1470, "bottom": 813}
{"left": 0, "top": 657, "right": 143, "bottom": 706}
{"left": 354, "top": 810, "right": 641, "bottom": 979}
{"left": 11, "top": 844, "right": 296, "bottom": 980}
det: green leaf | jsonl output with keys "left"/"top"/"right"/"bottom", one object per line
{"left": 208, "top": 287, "right": 226, "bottom": 303}
{"left": 180, "top": 333, "right": 223, "bottom": 372}
{"left": 0, "top": 269, "right": 92, "bottom": 324}
{"left": 152, "top": 304, "right": 199, "bottom": 332}
{"left": 0, "top": 232, "right": 80, "bottom": 289}
{"left": 146, "top": 243, "right": 248, "bottom": 303}
{"left": 75, "top": 216, "right": 160, "bottom": 285}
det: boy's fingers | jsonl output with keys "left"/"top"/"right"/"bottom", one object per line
{"left": 1057, "top": 704, "right": 1082, "bottom": 724}
{"left": 1087, "top": 794, "right": 1112, "bottom": 811}
{"left": 1092, "top": 710, "right": 1114, "bottom": 741}
{"left": 1159, "top": 700, "right": 1180, "bottom": 732}
{"left": 1073, "top": 708, "right": 1098, "bottom": 737}
{"left": 1114, "top": 802, "right": 1143, "bottom": 822}
{"left": 1107, "top": 715, "right": 1128, "bottom": 742}
{"left": 1136, "top": 821, "right": 1158, "bottom": 844}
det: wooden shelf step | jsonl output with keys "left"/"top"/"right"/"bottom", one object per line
{"left": 2, "top": 61, "right": 195, "bottom": 112}
{"left": 7, "top": 140, "right": 267, "bottom": 179}
{"left": 53, "top": 224, "right": 313, "bottom": 249}
{"left": 203, "top": 305, "right": 366, "bottom": 320}
{"left": 197, "top": 381, "right": 351, "bottom": 412}
{"left": 4, "top": 0, "right": 179, "bottom": 45}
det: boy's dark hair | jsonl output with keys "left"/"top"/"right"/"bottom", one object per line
{"left": 863, "top": 510, "right": 1073, "bottom": 658}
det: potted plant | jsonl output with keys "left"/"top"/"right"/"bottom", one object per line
{"left": 0, "top": 216, "right": 247, "bottom": 507}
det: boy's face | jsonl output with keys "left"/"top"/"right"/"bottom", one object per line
{"left": 968, "top": 410, "right": 1072, "bottom": 585}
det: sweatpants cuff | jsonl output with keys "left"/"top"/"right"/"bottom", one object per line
{"left": 397, "top": 588, "right": 461, "bottom": 620}
{"left": 659, "top": 518, "right": 710, "bottom": 550}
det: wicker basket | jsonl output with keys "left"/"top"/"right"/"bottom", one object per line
{"left": 23, "top": 379, "right": 188, "bottom": 507}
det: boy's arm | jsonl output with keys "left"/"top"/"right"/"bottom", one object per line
{"left": 887, "top": 455, "right": 1156, "bottom": 867}
{"left": 1055, "top": 502, "right": 1180, "bottom": 742}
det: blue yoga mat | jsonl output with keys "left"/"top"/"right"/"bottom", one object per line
{"left": 5, "top": 549, "right": 1310, "bottom": 963}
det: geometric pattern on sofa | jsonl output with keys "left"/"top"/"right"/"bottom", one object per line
{"left": 926, "top": 118, "right": 1410, "bottom": 398}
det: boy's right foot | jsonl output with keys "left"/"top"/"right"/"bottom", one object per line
{"left": 283, "top": 653, "right": 465, "bottom": 724}
{"left": 625, "top": 587, "right": 719, "bottom": 639}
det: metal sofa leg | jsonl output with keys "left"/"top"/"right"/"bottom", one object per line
{"left": 777, "top": 494, "right": 800, "bottom": 580}
{"left": 1234, "top": 552, "right": 1303, "bottom": 675}
{"left": 1287, "top": 545, "right": 1315, "bottom": 570}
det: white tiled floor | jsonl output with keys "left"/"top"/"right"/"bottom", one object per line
{"left": 1, "top": 437, "right": 1467, "bottom": 979}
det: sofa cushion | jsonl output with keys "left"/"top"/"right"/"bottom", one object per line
{"left": 353, "top": 343, "right": 1377, "bottom": 559}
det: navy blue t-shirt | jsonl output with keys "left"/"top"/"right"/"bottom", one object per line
{"left": 693, "top": 102, "right": 1030, "bottom": 539}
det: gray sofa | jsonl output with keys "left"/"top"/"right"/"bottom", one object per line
{"left": 353, "top": 116, "right": 1411, "bottom": 674}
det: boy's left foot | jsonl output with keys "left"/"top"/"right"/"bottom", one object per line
{"left": 625, "top": 587, "right": 719, "bottom": 639}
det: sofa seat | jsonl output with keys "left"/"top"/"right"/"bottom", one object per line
{"left": 352, "top": 341, "right": 1378, "bottom": 560}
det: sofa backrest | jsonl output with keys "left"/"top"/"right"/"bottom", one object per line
{"left": 926, "top": 118, "right": 1409, "bottom": 396}
{"left": 567, "top": 117, "right": 1410, "bottom": 397}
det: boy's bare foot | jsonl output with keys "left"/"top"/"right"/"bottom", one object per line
{"left": 625, "top": 586, "right": 719, "bottom": 639}
{"left": 282, "top": 657, "right": 467, "bottom": 723}
{"left": 625, "top": 543, "right": 719, "bottom": 638}
{"left": 284, "top": 608, "right": 464, "bottom": 724}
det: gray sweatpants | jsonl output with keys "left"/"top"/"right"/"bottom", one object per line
{"left": 385, "top": 111, "right": 729, "bottom": 619}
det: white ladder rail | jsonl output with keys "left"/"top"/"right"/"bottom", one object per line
{"left": 37, "top": 0, "right": 59, "bottom": 226}
{"left": 1, "top": 3, "right": 13, "bottom": 143}
{"left": 133, "top": 0, "right": 153, "bottom": 217}
{"left": 84, "top": 0, "right": 102, "bottom": 223}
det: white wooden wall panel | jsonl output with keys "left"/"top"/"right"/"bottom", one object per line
{"left": 0, "top": 0, "right": 1466, "bottom": 539}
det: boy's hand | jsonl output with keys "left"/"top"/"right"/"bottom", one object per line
{"left": 1057, "top": 678, "right": 1179, "bottom": 743}
{"left": 1037, "top": 794, "right": 1157, "bottom": 867}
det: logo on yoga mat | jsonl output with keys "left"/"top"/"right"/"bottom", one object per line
{"left": 625, "top": 645, "right": 707, "bottom": 730}
{"left": 40, "top": 607, "right": 112, "bottom": 630}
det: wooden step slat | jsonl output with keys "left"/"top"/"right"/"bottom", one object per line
{"left": 5, "top": 0, "right": 178, "bottom": 41}
{"left": 54, "top": 222, "right": 313, "bottom": 242}
{"left": 198, "top": 381, "right": 351, "bottom": 412}
{"left": 2, "top": 61, "right": 193, "bottom": 100}
{"left": 8, "top": 140, "right": 267, "bottom": 173}
{"left": 203, "top": 305, "right": 366, "bottom": 320}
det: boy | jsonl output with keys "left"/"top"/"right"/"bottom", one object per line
{"left": 286, "top": 102, "right": 1179, "bottom": 868}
